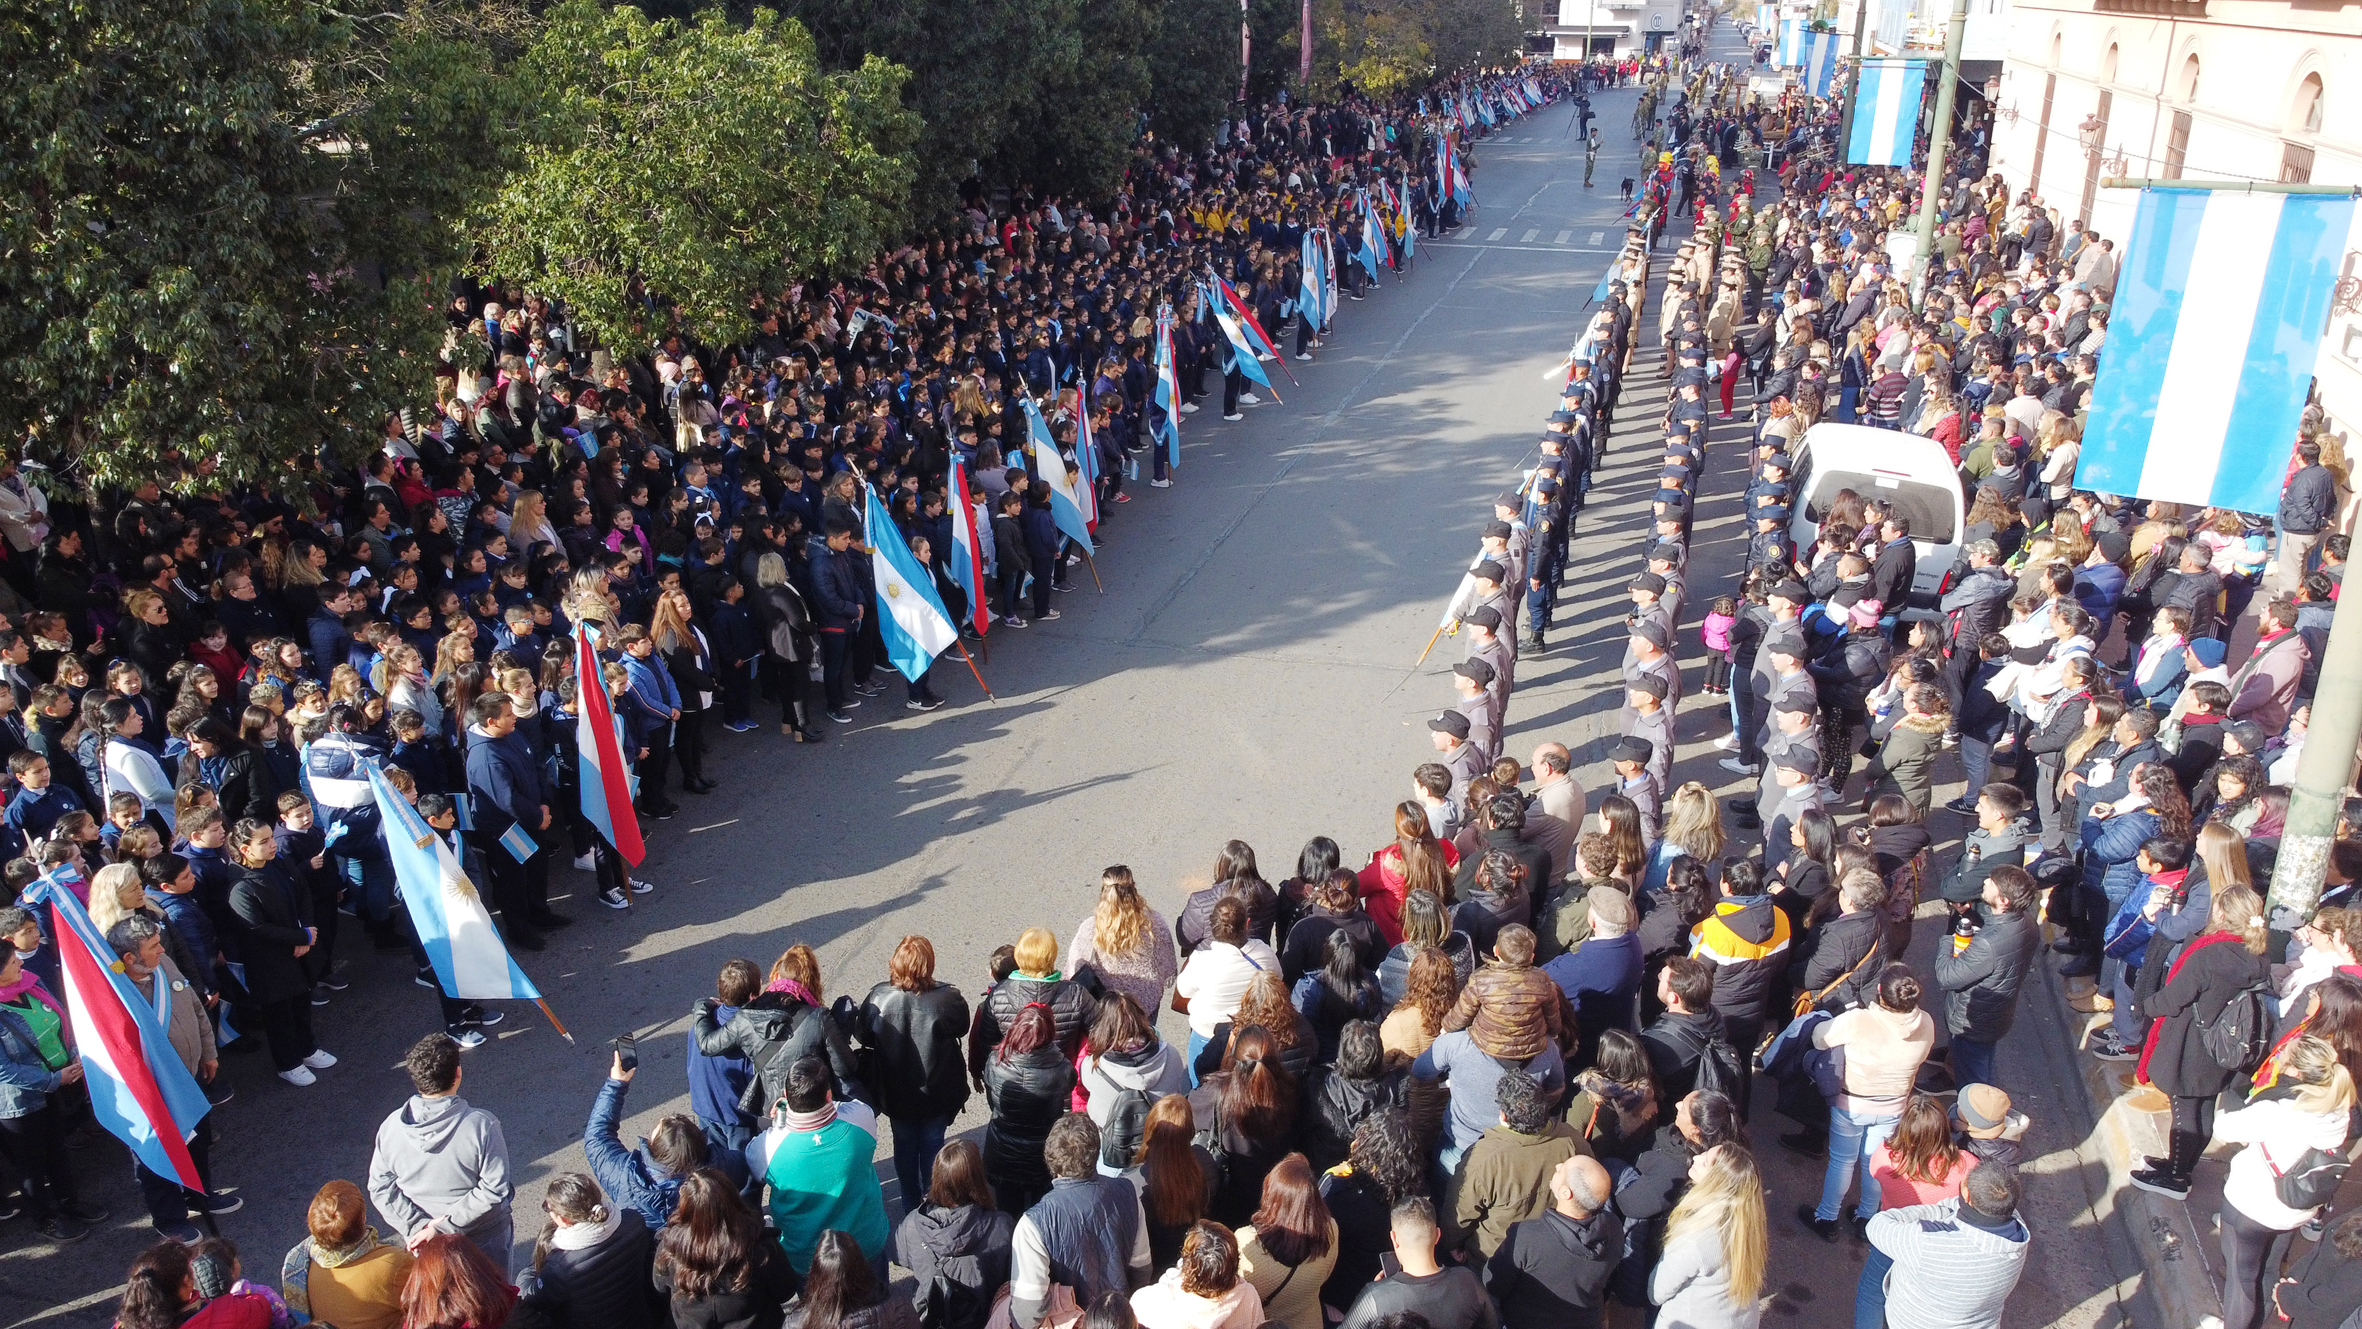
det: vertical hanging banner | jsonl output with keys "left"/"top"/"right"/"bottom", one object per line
{"left": 1777, "top": 19, "right": 1806, "bottom": 65}
{"left": 1846, "top": 59, "right": 1927, "bottom": 165}
{"left": 1803, "top": 32, "right": 1844, "bottom": 99}
{"left": 2075, "top": 187, "right": 2357, "bottom": 511}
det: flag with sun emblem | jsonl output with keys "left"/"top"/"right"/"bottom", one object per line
{"left": 368, "top": 764, "right": 542, "bottom": 1001}
{"left": 863, "top": 482, "right": 958, "bottom": 683}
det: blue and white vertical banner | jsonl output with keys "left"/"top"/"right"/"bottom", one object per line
{"left": 1755, "top": 4, "right": 1775, "bottom": 32}
{"left": 1846, "top": 59, "right": 1926, "bottom": 165}
{"left": 1777, "top": 19, "right": 1806, "bottom": 65}
{"left": 1803, "top": 32, "right": 1844, "bottom": 98}
{"left": 2076, "top": 187, "right": 2357, "bottom": 512}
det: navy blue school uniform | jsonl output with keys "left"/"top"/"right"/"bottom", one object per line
{"left": 1, "top": 783, "right": 85, "bottom": 858}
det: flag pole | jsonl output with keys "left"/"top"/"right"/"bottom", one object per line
{"left": 953, "top": 640, "right": 996, "bottom": 699}
{"left": 1415, "top": 622, "right": 1450, "bottom": 667}
{"left": 535, "top": 997, "right": 576, "bottom": 1045}
{"left": 1083, "top": 554, "right": 1104, "bottom": 593}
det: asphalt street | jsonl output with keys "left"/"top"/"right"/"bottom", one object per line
{"left": 6, "top": 49, "right": 2156, "bottom": 1329}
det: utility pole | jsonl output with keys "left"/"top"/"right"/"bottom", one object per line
{"left": 1835, "top": 0, "right": 1872, "bottom": 158}
{"left": 1908, "top": 0, "right": 1969, "bottom": 305}
{"left": 2269, "top": 580, "right": 2362, "bottom": 920}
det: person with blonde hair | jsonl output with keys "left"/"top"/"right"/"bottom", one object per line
{"left": 2213, "top": 1034, "right": 2356, "bottom": 1328}
{"left": 971, "top": 926, "right": 1101, "bottom": 1082}
{"left": 2132, "top": 882, "right": 2272, "bottom": 1198}
{"left": 1070, "top": 866, "right": 1180, "bottom": 1014}
{"left": 1646, "top": 784, "right": 1725, "bottom": 894}
{"left": 1651, "top": 1143, "right": 1767, "bottom": 1328}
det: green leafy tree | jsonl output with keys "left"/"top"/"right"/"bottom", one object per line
{"left": 990, "top": 0, "right": 1155, "bottom": 200}
{"left": 734, "top": 0, "right": 1080, "bottom": 220}
{"left": 0, "top": 0, "right": 529, "bottom": 496}
{"left": 480, "top": 0, "right": 919, "bottom": 352}
{"left": 1151, "top": 0, "right": 1243, "bottom": 149}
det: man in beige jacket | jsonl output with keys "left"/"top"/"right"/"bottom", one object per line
{"left": 109, "top": 913, "right": 235, "bottom": 1242}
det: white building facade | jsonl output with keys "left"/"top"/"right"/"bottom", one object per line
{"left": 1547, "top": 0, "right": 1685, "bottom": 59}
{"left": 1988, "top": 2, "right": 2362, "bottom": 441}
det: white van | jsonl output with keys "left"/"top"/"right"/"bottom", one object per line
{"left": 1783, "top": 423, "right": 1965, "bottom": 614}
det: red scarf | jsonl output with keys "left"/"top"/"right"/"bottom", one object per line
{"left": 2134, "top": 931, "right": 2240, "bottom": 1084}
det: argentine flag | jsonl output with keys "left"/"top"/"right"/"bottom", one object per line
{"left": 367, "top": 764, "right": 542, "bottom": 1001}
{"left": 1847, "top": 60, "right": 1926, "bottom": 166}
{"left": 1153, "top": 320, "right": 1183, "bottom": 470}
{"left": 860, "top": 484, "right": 958, "bottom": 682}
{"left": 1021, "top": 399, "right": 1096, "bottom": 554}
{"left": 2076, "top": 187, "right": 2356, "bottom": 512}
{"left": 1777, "top": 19, "right": 1805, "bottom": 65}
{"left": 1212, "top": 304, "right": 1276, "bottom": 393}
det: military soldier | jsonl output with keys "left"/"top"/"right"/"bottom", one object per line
{"left": 1452, "top": 659, "right": 1501, "bottom": 765}
{"left": 1623, "top": 675, "right": 1677, "bottom": 794}
{"left": 1622, "top": 619, "right": 1682, "bottom": 713}
{"left": 1429, "top": 710, "right": 1489, "bottom": 808}
{"left": 1608, "top": 735, "right": 1662, "bottom": 850}
{"left": 1466, "top": 606, "right": 1515, "bottom": 718}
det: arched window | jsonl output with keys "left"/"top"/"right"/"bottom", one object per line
{"left": 2295, "top": 73, "right": 2325, "bottom": 135}
{"left": 2178, "top": 55, "right": 2199, "bottom": 104}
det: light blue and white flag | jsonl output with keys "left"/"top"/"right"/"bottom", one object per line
{"left": 1777, "top": 19, "right": 1806, "bottom": 65}
{"left": 2076, "top": 188, "right": 2357, "bottom": 512}
{"left": 1803, "top": 32, "right": 1843, "bottom": 98}
{"left": 367, "top": 765, "right": 542, "bottom": 1002}
{"left": 1755, "top": 3, "right": 1774, "bottom": 32}
{"left": 860, "top": 483, "right": 958, "bottom": 682}
{"left": 1020, "top": 399, "right": 1096, "bottom": 554}
{"left": 1846, "top": 60, "right": 1925, "bottom": 166}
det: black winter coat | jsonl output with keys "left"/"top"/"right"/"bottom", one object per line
{"left": 1790, "top": 909, "right": 1884, "bottom": 1012}
{"left": 514, "top": 1209, "right": 661, "bottom": 1329}
{"left": 226, "top": 862, "right": 315, "bottom": 1003}
{"left": 1280, "top": 906, "right": 1387, "bottom": 984}
{"left": 692, "top": 993, "right": 861, "bottom": 1116}
{"left": 1175, "top": 878, "right": 1282, "bottom": 951}
{"left": 968, "top": 975, "right": 1097, "bottom": 1081}
{"left": 982, "top": 1047, "right": 1074, "bottom": 1213}
{"left": 1483, "top": 1207, "right": 1623, "bottom": 1329}
{"left": 655, "top": 1237, "right": 798, "bottom": 1329}
{"left": 860, "top": 980, "right": 972, "bottom": 1123}
{"left": 2142, "top": 933, "right": 2268, "bottom": 1097}
{"left": 1301, "top": 1067, "right": 1408, "bottom": 1172}
{"left": 1932, "top": 905, "right": 2039, "bottom": 1042}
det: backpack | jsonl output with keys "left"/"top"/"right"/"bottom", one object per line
{"left": 1693, "top": 1027, "right": 1747, "bottom": 1104}
{"left": 1097, "top": 1080, "right": 1155, "bottom": 1171}
{"left": 2267, "top": 1138, "right": 2353, "bottom": 1213}
{"left": 2198, "top": 974, "right": 2273, "bottom": 1073}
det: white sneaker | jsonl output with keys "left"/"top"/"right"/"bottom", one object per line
{"left": 447, "top": 1027, "right": 488, "bottom": 1050}
{"left": 278, "top": 1066, "right": 317, "bottom": 1087}
{"left": 1239, "top": 392, "right": 1262, "bottom": 405}
{"left": 1295, "top": 353, "right": 1312, "bottom": 361}
{"left": 1717, "top": 756, "right": 1759, "bottom": 775}
{"left": 1711, "top": 733, "right": 1739, "bottom": 751}
{"left": 1179, "top": 402, "right": 1199, "bottom": 414}
{"left": 1221, "top": 412, "right": 1244, "bottom": 421}
{"left": 629, "top": 878, "right": 655, "bottom": 895}
{"left": 571, "top": 852, "right": 596, "bottom": 871}
{"left": 301, "top": 1049, "right": 338, "bottom": 1071}
{"left": 1149, "top": 479, "right": 1173, "bottom": 489}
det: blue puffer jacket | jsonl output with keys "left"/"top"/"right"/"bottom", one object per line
{"left": 0, "top": 1003, "right": 65, "bottom": 1119}
{"left": 2079, "top": 806, "right": 2162, "bottom": 912}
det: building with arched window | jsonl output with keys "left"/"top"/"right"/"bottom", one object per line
{"left": 1989, "top": 4, "right": 2362, "bottom": 447}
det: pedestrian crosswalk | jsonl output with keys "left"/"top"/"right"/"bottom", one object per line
{"left": 1487, "top": 227, "right": 1509, "bottom": 241}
